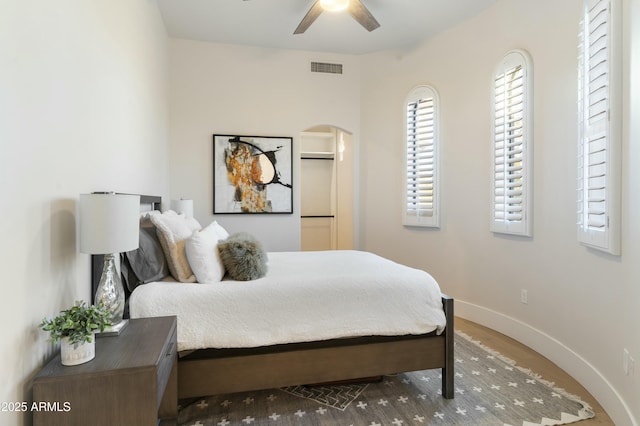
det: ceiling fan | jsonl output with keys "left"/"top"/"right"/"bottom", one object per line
{"left": 294, "top": 0, "right": 380, "bottom": 34}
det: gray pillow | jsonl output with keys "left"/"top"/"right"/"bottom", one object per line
{"left": 121, "top": 226, "right": 169, "bottom": 291}
{"left": 217, "top": 233, "right": 268, "bottom": 281}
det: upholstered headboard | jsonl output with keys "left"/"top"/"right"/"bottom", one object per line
{"left": 90, "top": 194, "right": 162, "bottom": 307}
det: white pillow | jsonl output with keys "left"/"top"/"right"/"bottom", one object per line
{"left": 186, "top": 221, "right": 227, "bottom": 283}
{"left": 150, "top": 210, "right": 201, "bottom": 283}
{"left": 212, "top": 221, "right": 230, "bottom": 240}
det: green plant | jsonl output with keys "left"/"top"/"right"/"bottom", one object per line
{"left": 40, "top": 301, "right": 111, "bottom": 346}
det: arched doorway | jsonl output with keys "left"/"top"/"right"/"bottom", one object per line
{"left": 300, "top": 126, "right": 354, "bottom": 251}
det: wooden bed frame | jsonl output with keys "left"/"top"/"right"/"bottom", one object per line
{"left": 91, "top": 194, "right": 455, "bottom": 400}
{"left": 177, "top": 296, "right": 454, "bottom": 399}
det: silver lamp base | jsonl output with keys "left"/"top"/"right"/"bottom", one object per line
{"left": 94, "top": 253, "right": 127, "bottom": 336}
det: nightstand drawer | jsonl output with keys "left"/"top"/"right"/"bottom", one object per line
{"left": 157, "top": 323, "right": 177, "bottom": 406}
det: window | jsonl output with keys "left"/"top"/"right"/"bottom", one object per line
{"left": 491, "top": 49, "right": 533, "bottom": 236}
{"left": 577, "top": 0, "right": 621, "bottom": 255}
{"left": 404, "top": 86, "right": 440, "bottom": 228}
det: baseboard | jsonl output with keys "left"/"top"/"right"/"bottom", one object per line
{"left": 456, "top": 300, "right": 637, "bottom": 426}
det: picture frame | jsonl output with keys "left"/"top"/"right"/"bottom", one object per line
{"left": 213, "top": 134, "right": 293, "bottom": 214}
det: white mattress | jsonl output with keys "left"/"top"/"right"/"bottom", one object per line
{"left": 129, "top": 250, "right": 446, "bottom": 352}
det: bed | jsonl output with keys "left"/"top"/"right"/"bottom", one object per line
{"left": 91, "top": 195, "right": 455, "bottom": 400}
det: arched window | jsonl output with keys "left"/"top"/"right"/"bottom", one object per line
{"left": 577, "top": 0, "right": 621, "bottom": 255}
{"left": 491, "top": 49, "right": 533, "bottom": 236}
{"left": 404, "top": 85, "right": 440, "bottom": 228}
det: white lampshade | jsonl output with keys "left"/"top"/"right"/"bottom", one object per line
{"left": 171, "top": 198, "right": 194, "bottom": 218}
{"left": 79, "top": 193, "right": 140, "bottom": 254}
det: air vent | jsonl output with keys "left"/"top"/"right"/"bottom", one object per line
{"left": 311, "top": 61, "right": 343, "bottom": 74}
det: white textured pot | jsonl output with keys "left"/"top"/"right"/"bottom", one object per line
{"left": 60, "top": 337, "right": 95, "bottom": 366}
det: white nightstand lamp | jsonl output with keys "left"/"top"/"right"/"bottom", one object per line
{"left": 79, "top": 192, "right": 140, "bottom": 334}
{"left": 171, "top": 198, "right": 193, "bottom": 217}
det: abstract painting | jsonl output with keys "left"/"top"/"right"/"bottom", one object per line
{"left": 213, "top": 134, "right": 293, "bottom": 214}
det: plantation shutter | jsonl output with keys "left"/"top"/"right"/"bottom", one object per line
{"left": 491, "top": 50, "right": 532, "bottom": 236}
{"left": 577, "top": 0, "right": 621, "bottom": 254}
{"left": 404, "top": 86, "right": 439, "bottom": 228}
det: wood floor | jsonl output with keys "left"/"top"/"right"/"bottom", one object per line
{"left": 457, "top": 317, "right": 614, "bottom": 425}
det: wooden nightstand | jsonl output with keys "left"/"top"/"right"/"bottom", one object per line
{"left": 33, "top": 316, "right": 177, "bottom": 426}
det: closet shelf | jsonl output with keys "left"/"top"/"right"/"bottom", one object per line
{"left": 301, "top": 151, "right": 335, "bottom": 160}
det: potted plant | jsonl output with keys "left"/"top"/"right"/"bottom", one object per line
{"left": 40, "top": 301, "right": 111, "bottom": 366}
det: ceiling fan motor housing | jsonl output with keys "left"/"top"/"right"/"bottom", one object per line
{"left": 294, "top": 0, "right": 380, "bottom": 34}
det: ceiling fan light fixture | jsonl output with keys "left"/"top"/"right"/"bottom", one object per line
{"left": 320, "top": 0, "right": 350, "bottom": 12}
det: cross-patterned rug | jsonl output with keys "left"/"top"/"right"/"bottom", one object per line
{"left": 178, "top": 331, "right": 595, "bottom": 425}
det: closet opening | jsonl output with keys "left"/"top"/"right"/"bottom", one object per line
{"left": 299, "top": 126, "right": 354, "bottom": 251}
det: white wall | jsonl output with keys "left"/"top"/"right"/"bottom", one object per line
{"left": 167, "top": 39, "right": 361, "bottom": 251}
{"left": 0, "top": 1, "right": 169, "bottom": 424}
{"left": 359, "top": 0, "right": 639, "bottom": 424}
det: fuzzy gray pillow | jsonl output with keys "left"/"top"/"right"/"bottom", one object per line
{"left": 217, "top": 233, "right": 268, "bottom": 281}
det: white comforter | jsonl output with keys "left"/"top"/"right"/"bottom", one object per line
{"left": 129, "top": 250, "right": 446, "bottom": 351}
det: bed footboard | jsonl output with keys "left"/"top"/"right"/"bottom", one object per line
{"left": 178, "top": 296, "right": 455, "bottom": 400}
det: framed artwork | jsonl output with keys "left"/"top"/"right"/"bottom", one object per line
{"left": 213, "top": 134, "right": 293, "bottom": 214}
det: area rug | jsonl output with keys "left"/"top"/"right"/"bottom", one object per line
{"left": 178, "top": 331, "right": 595, "bottom": 425}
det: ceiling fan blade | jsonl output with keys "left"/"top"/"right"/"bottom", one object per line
{"left": 294, "top": 1, "right": 324, "bottom": 34}
{"left": 348, "top": 0, "right": 380, "bottom": 32}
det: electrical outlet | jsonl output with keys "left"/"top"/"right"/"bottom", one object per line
{"left": 520, "top": 289, "right": 528, "bottom": 304}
